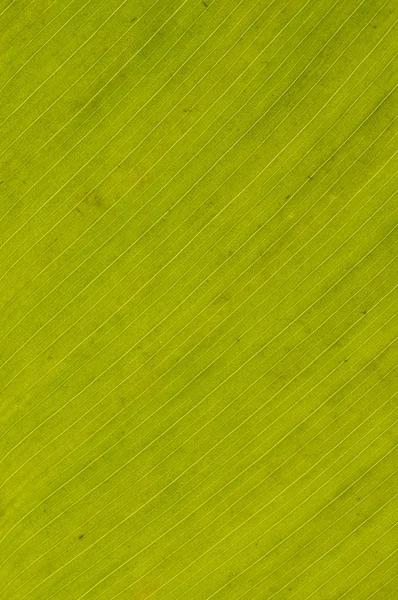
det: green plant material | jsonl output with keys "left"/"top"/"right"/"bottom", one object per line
{"left": 0, "top": 0, "right": 397, "bottom": 598}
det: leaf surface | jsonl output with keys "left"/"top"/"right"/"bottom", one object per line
{"left": 0, "top": 1, "right": 397, "bottom": 599}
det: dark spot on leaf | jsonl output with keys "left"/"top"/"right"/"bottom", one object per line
{"left": 130, "top": 17, "right": 137, "bottom": 23}
{"left": 202, "top": 1, "right": 208, "bottom": 6}
{"left": 79, "top": 534, "right": 84, "bottom": 540}
{"left": 362, "top": 310, "right": 367, "bottom": 315}
{"left": 77, "top": 191, "right": 106, "bottom": 216}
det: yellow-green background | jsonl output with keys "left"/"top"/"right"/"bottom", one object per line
{"left": 0, "top": 0, "right": 397, "bottom": 598}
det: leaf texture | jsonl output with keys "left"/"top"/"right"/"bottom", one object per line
{"left": 0, "top": 1, "right": 397, "bottom": 599}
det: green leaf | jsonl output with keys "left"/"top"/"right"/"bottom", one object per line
{"left": 0, "top": 0, "right": 396, "bottom": 598}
